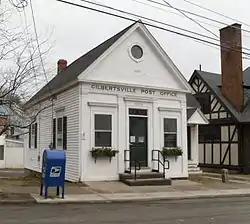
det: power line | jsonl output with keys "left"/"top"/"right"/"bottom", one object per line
{"left": 80, "top": 0, "right": 220, "bottom": 42}
{"left": 56, "top": 0, "right": 250, "bottom": 59}
{"left": 134, "top": 0, "right": 221, "bottom": 29}
{"left": 183, "top": 0, "right": 250, "bottom": 28}
{"left": 141, "top": 0, "right": 250, "bottom": 35}
{"left": 161, "top": 0, "right": 218, "bottom": 38}
{"left": 29, "top": 0, "right": 53, "bottom": 95}
{"left": 75, "top": 0, "right": 250, "bottom": 54}
{"left": 133, "top": 0, "right": 250, "bottom": 39}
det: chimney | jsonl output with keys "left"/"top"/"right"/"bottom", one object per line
{"left": 220, "top": 23, "right": 244, "bottom": 112}
{"left": 57, "top": 59, "right": 67, "bottom": 74}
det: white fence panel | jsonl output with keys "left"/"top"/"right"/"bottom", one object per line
{"left": 0, "top": 137, "right": 24, "bottom": 169}
{"left": 5, "top": 139, "right": 24, "bottom": 168}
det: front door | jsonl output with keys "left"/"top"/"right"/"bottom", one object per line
{"left": 129, "top": 116, "right": 148, "bottom": 167}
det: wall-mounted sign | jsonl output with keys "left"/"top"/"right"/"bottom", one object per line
{"left": 90, "top": 84, "right": 177, "bottom": 97}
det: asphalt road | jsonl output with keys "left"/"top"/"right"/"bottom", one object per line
{"left": 1, "top": 197, "right": 250, "bottom": 223}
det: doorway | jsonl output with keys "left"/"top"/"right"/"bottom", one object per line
{"left": 129, "top": 109, "right": 148, "bottom": 167}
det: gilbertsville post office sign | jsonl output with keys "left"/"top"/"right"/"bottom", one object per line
{"left": 90, "top": 84, "right": 177, "bottom": 97}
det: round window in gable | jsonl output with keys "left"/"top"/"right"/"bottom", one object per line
{"left": 131, "top": 45, "right": 143, "bottom": 60}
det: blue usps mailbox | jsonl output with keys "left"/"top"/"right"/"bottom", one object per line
{"left": 40, "top": 149, "right": 66, "bottom": 199}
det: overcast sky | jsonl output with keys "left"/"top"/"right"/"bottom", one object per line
{"left": 8, "top": 0, "right": 250, "bottom": 84}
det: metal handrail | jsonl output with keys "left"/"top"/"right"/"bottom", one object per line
{"left": 152, "top": 150, "right": 170, "bottom": 179}
{"left": 124, "top": 150, "right": 141, "bottom": 180}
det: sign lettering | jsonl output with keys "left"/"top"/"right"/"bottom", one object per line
{"left": 90, "top": 84, "right": 177, "bottom": 97}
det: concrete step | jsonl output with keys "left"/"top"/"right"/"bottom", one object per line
{"left": 119, "top": 172, "right": 164, "bottom": 180}
{"left": 188, "top": 167, "right": 201, "bottom": 171}
{"left": 188, "top": 164, "right": 199, "bottom": 168}
{"left": 121, "top": 178, "right": 172, "bottom": 186}
{"left": 188, "top": 170, "right": 203, "bottom": 175}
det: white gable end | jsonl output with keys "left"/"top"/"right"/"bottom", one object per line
{"left": 79, "top": 23, "right": 191, "bottom": 93}
{"left": 188, "top": 109, "right": 209, "bottom": 125}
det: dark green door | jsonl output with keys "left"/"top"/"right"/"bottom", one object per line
{"left": 129, "top": 116, "right": 148, "bottom": 167}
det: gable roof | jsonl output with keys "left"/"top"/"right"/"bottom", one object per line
{"left": 187, "top": 108, "right": 209, "bottom": 124}
{"left": 26, "top": 21, "right": 136, "bottom": 106}
{"left": 190, "top": 68, "right": 250, "bottom": 123}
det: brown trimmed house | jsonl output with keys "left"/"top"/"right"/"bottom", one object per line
{"left": 189, "top": 23, "right": 250, "bottom": 173}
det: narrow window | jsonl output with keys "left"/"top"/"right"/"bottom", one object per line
{"left": 56, "top": 117, "right": 63, "bottom": 148}
{"left": 29, "top": 123, "right": 37, "bottom": 148}
{"left": 164, "top": 118, "right": 177, "bottom": 147}
{"left": 94, "top": 114, "right": 112, "bottom": 147}
{"left": 52, "top": 116, "right": 67, "bottom": 150}
{"left": 0, "top": 145, "right": 4, "bottom": 160}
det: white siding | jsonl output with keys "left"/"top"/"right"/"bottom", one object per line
{"left": 25, "top": 85, "right": 80, "bottom": 182}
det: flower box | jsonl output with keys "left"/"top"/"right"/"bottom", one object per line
{"left": 162, "top": 147, "right": 183, "bottom": 159}
{"left": 90, "top": 147, "right": 119, "bottom": 163}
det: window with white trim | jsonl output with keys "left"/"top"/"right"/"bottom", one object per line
{"left": 52, "top": 116, "right": 67, "bottom": 150}
{"left": 29, "top": 123, "right": 37, "bottom": 149}
{"left": 164, "top": 118, "right": 177, "bottom": 147}
{"left": 94, "top": 114, "right": 112, "bottom": 147}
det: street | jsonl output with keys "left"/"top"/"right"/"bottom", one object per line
{"left": 1, "top": 197, "right": 250, "bottom": 223}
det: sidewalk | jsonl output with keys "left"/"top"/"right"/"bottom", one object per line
{"left": 32, "top": 188, "right": 250, "bottom": 204}
{"left": 1, "top": 171, "right": 250, "bottom": 204}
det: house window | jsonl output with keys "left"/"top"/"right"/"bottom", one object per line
{"left": 131, "top": 45, "right": 143, "bottom": 59}
{"left": 164, "top": 118, "right": 177, "bottom": 147}
{"left": 10, "top": 127, "right": 14, "bottom": 135}
{"left": 196, "top": 93, "right": 211, "bottom": 114}
{"left": 0, "top": 145, "right": 4, "bottom": 160}
{"left": 52, "top": 116, "right": 67, "bottom": 150}
{"left": 199, "top": 125, "right": 221, "bottom": 142}
{"left": 29, "top": 123, "right": 37, "bottom": 148}
{"left": 94, "top": 114, "right": 112, "bottom": 147}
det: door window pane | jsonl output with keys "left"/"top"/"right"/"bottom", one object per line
{"left": 129, "top": 109, "right": 147, "bottom": 116}
{"left": 95, "top": 115, "right": 111, "bottom": 130}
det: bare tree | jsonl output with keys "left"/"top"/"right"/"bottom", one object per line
{"left": 0, "top": 4, "right": 54, "bottom": 136}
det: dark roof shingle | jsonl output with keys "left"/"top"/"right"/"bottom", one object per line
{"left": 26, "top": 22, "right": 136, "bottom": 106}
{"left": 192, "top": 68, "right": 250, "bottom": 122}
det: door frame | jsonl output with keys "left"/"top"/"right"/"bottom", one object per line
{"left": 129, "top": 114, "right": 148, "bottom": 167}
{"left": 125, "top": 100, "right": 153, "bottom": 168}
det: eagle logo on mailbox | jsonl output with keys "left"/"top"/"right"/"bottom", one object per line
{"left": 50, "top": 166, "right": 62, "bottom": 177}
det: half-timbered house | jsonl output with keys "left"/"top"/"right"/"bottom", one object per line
{"left": 189, "top": 23, "right": 250, "bottom": 173}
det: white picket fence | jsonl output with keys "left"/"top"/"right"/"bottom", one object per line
{"left": 0, "top": 136, "right": 24, "bottom": 169}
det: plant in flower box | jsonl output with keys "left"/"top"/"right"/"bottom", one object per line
{"left": 90, "top": 147, "right": 119, "bottom": 163}
{"left": 162, "top": 147, "right": 183, "bottom": 160}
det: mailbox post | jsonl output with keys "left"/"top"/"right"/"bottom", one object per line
{"left": 40, "top": 149, "right": 66, "bottom": 199}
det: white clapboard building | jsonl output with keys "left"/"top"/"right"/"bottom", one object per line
{"left": 24, "top": 21, "right": 208, "bottom": 183}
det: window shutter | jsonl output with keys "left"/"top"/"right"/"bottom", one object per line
{"left": 52, "top": 118, "right": 56, "bottom": 149}
{"left": 29, "top": 126, "right": 31, "bottom": 148}
{"left": 34, "top": 123, "right": 37, "bottom": 149}
{"left": 63, "top": 116, "right": 67, "bottom": 150}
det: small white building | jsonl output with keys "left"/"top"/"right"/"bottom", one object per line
{"left": 24, "top": 21, "right": 208, "bottom": 182}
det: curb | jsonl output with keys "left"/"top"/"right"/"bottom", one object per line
{"left": 33, "top": 193, "right": 250, "bottom": 205}
{"left": 0, "top": 199, "right": 36, "bottom": 205}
